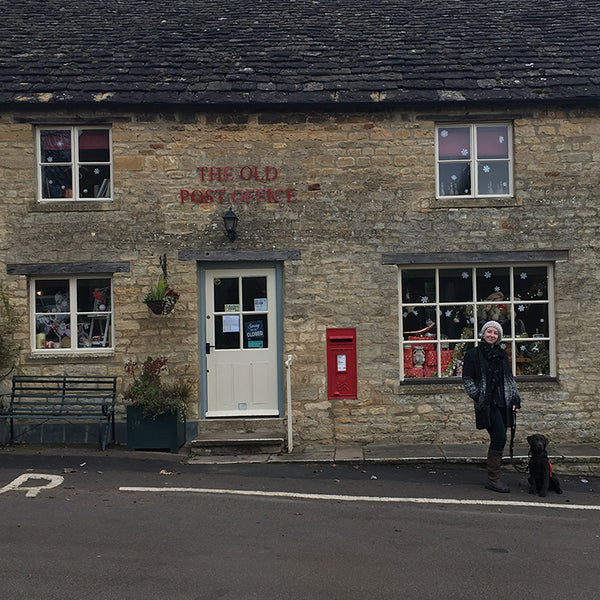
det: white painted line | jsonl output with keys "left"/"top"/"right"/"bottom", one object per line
{"left": 118, "top": 486, "right": 600, "bottom": 511}
{"left": 0, "top": 473, "right": 65, "bottom": 498}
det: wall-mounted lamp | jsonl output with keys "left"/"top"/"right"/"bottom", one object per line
{"left": 223, "top": 208, "right": 239, "bottom": 242}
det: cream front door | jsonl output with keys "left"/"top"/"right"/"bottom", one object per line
{"left": 204, "top": 267, "right": 279, "bottom": 416}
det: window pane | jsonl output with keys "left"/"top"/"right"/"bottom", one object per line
{"left": 476, "top": 267, "right": 510, "bottom": 302}
{"left": 243, "top": 315, "right": 268, "bottom": 348}
{"left": 440, "top": 305, "right": 473, "bottom": 340}
{"left": 513, "top": 267, "right": 548, "bottom": 301}
{"left": 79, "top": 165, "right": 111, "bottom": 198}
{"left": 78, "top": 129, "right": 110, "bottom": 162}
{"left": 40, "top": 129, "right": 71, "bottom": 163}
{"left": 215, "top": 315, "right": 240, "bottom": 349}
{"left": 438, "top": 127, "right": 470, "bottom": 160}
{"left": 41, "top": 165, "right": 73, "bottom": 198}
{"left": 515, "top": 340, "right": 549, "bottom": 375}
{"left": 77, "top": 314, "right": 111, "bottom": 348}
{"left": 402, "top": 269, "right": 436, "bottom": 304}
{"left": 477, "top": 161, "right": 510, "bottom": 195}
{"left": 242, "top": 276, "right": 267, "bottom": 311}
{"left": 438, "top": 162, "right": 471, "bottom": 196}
{"left": 439, "top": 268, "right": 473, "bottom": 302}
{"left": 36, "top": 314, "right": 71, "bottom": 349}
{"left": 477, "top": 126, "right": 509, "bottom": 159}
{"left": 515, "top": 303, "right": 549, "bottom": 337}
{"left": 214, "top": 278, "right": 239, "bottom": 312}
{"left": 35, "top": 280, "right": 69, "bottom": 313}
{"left": 77, "top": 279, "right": 111, "bottom": 312}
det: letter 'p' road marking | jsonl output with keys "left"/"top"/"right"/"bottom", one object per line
{"left": 0, "top": 473, "right": 65, "bottom": 498}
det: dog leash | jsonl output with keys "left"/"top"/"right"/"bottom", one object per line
{"left": 509, "top": 408, "right": 529, "bottom": 474}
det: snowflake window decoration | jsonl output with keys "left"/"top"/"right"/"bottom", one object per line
{"left": 440, "top": 130, "right": 449, "bottom": 138}
{"left": 520, "top": 345, "right": 527, "bottom": 351}
{"left": 94, "top": 168, "right": 100, "bottom": 175}
{"left": 494, "top": 286, "right": 501, "bottom": 292}
{"left": 420, "top": 296, "right": 429, "bottom": 303}
{"left": 451, "top": 174, "right": 457, "bottom": 181}
{"left": 47, "top": 157, "right": 53, "bottom": 163}
{"left": 461, "top": 271, "right": 469, "bottom": 279}
{"left": 461, "top": 148, "right": 469, "bottom": 156}
{"left": 484, "top": 271, "right": 492, "bottom": 278}
{"left": 518, "top": 305, "right": 525, "bottom": 312}
{"left": 532, "top": 345, "right": 539, "bottom": 352}
{"left": 445, "top": 310, "right": 452, "bottom": 317}
{"left": 483, "top": 165, "right": 490, "bottom": 173}
{"left": 520, "top": 272, "right": 528, "bottom": 279}
{"left": 498, "top": 136, "right": 505, "bottom": 144}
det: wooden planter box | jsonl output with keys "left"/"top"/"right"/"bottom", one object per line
{"left": 126, "top": 405, "right": 186, "bottom": 453}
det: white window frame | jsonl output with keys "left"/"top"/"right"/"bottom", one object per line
{"left": 435, "top": 122, "right": 513, "bottom": 199}
{"left": 398, "top": 263, "right": 555, "bottom": 380}
{"left": 31, "top": 275, "right": 114, "bottom": 353}
{"left": 36, "top": 126, "right": 113, "bottom": 202}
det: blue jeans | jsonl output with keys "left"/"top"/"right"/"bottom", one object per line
{"left": 487, "top": 405, "right": 508, "bottom": 454}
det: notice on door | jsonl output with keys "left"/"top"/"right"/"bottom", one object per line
{"left": 245, "top": 320, "right": 264, "bottom": 348}
{"left": 223, "top": 315, "right": 240, "bottom": 333}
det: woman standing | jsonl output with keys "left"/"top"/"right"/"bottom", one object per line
{"left": 462, "top": 321, "right": 521, "bottom": 493}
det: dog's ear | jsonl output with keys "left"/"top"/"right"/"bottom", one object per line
{"left": 541, "top": 435, "right": 548, "bottom": 448}
{"left": 527, "top": 435, "right": 534, "bottom": 444}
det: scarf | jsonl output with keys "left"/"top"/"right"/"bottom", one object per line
{"left": 480, "top": 340, "right": 506, "bottom": 406}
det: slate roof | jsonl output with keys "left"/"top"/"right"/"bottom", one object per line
{"left": 1, "top": 0, "right": 599, "bottom": 107}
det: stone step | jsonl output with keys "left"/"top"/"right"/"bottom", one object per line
{"left": 189, "top": 432, "right": 285, "bottom": 456}
{"left": 196, "top": 418, "right": 287, "bottom": 435}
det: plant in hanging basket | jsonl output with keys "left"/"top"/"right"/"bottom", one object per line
{"left": 143, "top": 274, "right": 180, "bottom": 315}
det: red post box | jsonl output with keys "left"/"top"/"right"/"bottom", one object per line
{"left": 326, "top": 328, "right": 357, "bottom": 400}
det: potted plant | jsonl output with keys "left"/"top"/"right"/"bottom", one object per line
{"left": 143, "top": 274, "right": 180, "bottom": 315}
{"left": 124, "top": 357, "right": 194, "bottom": 453}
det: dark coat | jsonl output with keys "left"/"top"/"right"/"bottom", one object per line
{"left": 462, "top": 344, "right": 521, "bottom": 429}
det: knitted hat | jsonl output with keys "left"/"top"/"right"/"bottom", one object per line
{"left": 481, "top": 320, "right": 503, "bottom": 341}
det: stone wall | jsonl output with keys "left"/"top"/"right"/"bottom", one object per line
{"left": 1, "top": 105, "right": 599, "bottom": 446}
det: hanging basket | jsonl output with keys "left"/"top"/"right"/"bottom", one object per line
{"left": 145, "top": 298, "right": 177, "bottom": 315}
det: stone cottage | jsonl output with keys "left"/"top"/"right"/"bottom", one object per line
{"left": 1, "top": 0, "right": 599, "bottom": 449}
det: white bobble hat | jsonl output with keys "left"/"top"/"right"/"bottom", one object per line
{"left": 481, "top": 320, "right": 503, "bottom": 341}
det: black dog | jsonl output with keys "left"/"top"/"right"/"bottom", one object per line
{"left": 527, "top": 434, "right": 563, "bottom": 497}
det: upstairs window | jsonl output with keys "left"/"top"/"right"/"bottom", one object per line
{"left": 37, "top": 127, "right": 112, "bottom": 201}
{"left": 436, "top": 123, "right": 512, "bottom": 199}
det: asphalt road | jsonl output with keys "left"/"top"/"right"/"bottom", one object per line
{"left": 1, "top": 451, "right": 599, "bottom": 600}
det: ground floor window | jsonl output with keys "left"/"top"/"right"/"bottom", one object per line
{"left": 31, "top": 276, "right": 113, "bottom": 351}
{"left": 400, "top": 264, "right": 554, "bottom": 379}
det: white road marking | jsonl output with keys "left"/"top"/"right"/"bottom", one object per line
{"left": 0, "top": 473, "right": 65, "bottom": 498}
{"left": 118, "top": 486, "right": 600, "bottom": 511}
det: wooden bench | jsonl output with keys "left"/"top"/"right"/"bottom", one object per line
{"left": 1, "top": 375, "right": 116, "bottom": 450}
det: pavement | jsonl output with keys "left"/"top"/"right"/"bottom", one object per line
{"left": 2, "top": 441, "right": 600, "bottom": 476}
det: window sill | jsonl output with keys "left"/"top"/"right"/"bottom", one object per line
{"left": 26, "top": 350, "right": 115, "bottom": 361}
{"left": 28, "top": 200, "right": 120, "bottom": 213}
{"left": 429, "top": 196, "right": 523, "bottom": 209}
{"left": 401, "top": 375, "right": 558, "bottom": 385}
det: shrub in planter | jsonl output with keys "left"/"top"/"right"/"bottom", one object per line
{"left": 124, "top": 357, "right": 194, "bottom": 452}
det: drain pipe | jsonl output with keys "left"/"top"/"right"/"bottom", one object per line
{"left": 285, "top": 354, "right": 293, "bottom": 453}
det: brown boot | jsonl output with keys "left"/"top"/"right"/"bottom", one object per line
{"left": 485, "top": 450, "right": 510, "bottom": 493}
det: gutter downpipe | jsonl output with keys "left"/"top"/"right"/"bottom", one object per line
{"left": 285, "top": 354, "right": 293, "bottom": 453}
